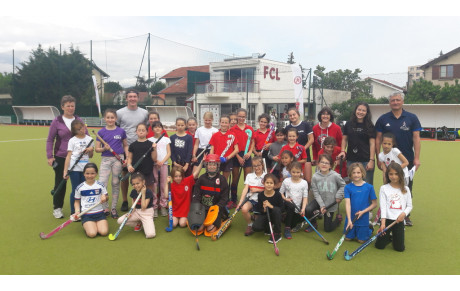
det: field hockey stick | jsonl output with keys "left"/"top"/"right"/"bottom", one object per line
{"left": 219, "top": 134, "right": 235, "bottom": 162}
{"left": 92, "top": 130, "right": 124, "bottom": 164}
{"left": 165, "top": 191, "right": 173, "bottom": 232}
{"left": 326, "top": 215, "right": 358, "bottom": 260}
{"left": 51, "top": 139, "right": 94, "bottom": 196}
{"left": 260, "top": 123, "right": 275, "bottom": 156}
{"left": 344, "top": 220, "right": 398, "bottom": 261}
{"left": 108, "top": 189, "right": 144, "bottom": 241}
{"left": 266, "top": 207, "right": 280, "bottom": 256}
{"left": 211, "top": 195, "right": 250, "bottom": 241}
{"left": 269, "top": 162, "right": 278, "bottom": 173}
{"left": 120, "top": 133, "right": 165, "bottom": 182}
{"left": 290, "top": 201, "right": 329, "bottom": 245}
{"left": 196, "top": 144, "right": 211, "bottom": 160}
{"left": 39, "top": 201, "right": 102, "bottom": 240}
{"left": 235, "top": 129, "right": 253, "bottom": 185}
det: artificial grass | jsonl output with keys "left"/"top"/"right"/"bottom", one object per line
{"left": 0, "top": 125, "right": 458, "bottom": 275}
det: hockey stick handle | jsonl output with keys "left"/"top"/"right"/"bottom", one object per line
{"left": 92, "top": 130, "right": 124, "bottom": 163}
{"left": 260, "top": 125, "right": 274, "bottom": 156}
{"left": 291, "top": 201, "right": 329, "bottom": 244}
{"left": 349, "top": 220, "right": 398, "bottom": 257}
{"left": 109, "top": 190, "right": 144, "bottom": 240}
{"left": 196, "top": 144, "right": 211, "bottom": 160}
{"left": 213, "top": 195, "right": 250, "bottom": 240}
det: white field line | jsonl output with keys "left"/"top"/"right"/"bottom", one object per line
{"left": 0, "top": 138, "right": 46, "bottom": 143}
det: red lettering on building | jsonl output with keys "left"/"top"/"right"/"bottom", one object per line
{"left": 263, "top": 66, "right": 280, "bottom": 81}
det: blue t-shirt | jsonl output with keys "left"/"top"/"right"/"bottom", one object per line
{"left": 344, "top": 182, "right": 377, "bottom": 226}
{"left": 375, "top": 110, "right": 422, "bottom": 161}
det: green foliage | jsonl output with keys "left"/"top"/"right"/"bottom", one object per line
{"left": 331, "top": 96, "right": 388, "bottom": 122}
{"left": 406, "top": 79, "right": 460, "bottom": 104}
{"left": 150, "top": 81, "right": 166, "bottom": 95}
{"left": 313, "top": 65, "right": 372, "bottom": 99}
{"left": 0, "top": 72, "right": 13, "bottom": 94}
{"left": 104, "top": 81, "right": 123, "bottom": 93}
{"left": 13, "top": 45, "right": 93, "bottom": 106}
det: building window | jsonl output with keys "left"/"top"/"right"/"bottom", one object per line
{"left": 440, "top": 65, "right": 454, "bottom": 78}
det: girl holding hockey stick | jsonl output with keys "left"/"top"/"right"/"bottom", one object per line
{"left": 253, "top": 113, "right": 275, "bottom": 169}
{"left": 95, "top": 109, "right": 128, "bottom": 218}
{"left": 73, "top": 163, "right": 109, "bottom": 238}
{"left": 64, "top": 120, "right": 94, "bottom": 216}
{"left": 277, "top": 128, "right": 307, "bottom": 178}
{"left": 280, "top": 161, "right": 309, "bottom": 239}
{"left": 278, "top": 150, "right": 296, "bottom": 186}
{"left": 236, "top": 156, "right": 266, "bottom": 236}
{"left": 149, "top": 121, "right": 171, "bottom": 217}
{"left": 252, "top": 174, "right": 284, "bottom": 244}
{"left": 192, "top": 111, "right": 218, "bottom": 172}
{"left": 166, "top": 157, "right": 205, "bottom": 228}
{"left": 209, "top": 115, "right": 239, "bottom": 180}
{"left": 117, "top": 172, "right": 156, "bottom": 238}
{"left": 375, "top": 162, "right": 412, "bottom": 252}
{"left": 268, "top": 128, "right": 287, "bottom": 177}
{"left": 344, "top": 163, "right": 377, "bottom": 243}
{"left": 170, "top": 117, "right": 194, "bottom": 177}
{"left": 306, "top": 154, "right": 345, "bottom": 233}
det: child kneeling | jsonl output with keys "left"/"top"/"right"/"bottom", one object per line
{"left": 117, "top": 172, "right": 156, "bottom": 238}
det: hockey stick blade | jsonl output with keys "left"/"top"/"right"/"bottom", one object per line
{"left": 326, "top": 216, "right": 358, "bottom": 260}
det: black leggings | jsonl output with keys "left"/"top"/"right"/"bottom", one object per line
{"left": 305, "top": 200, "right": 340, "bottom": 232}
{"left": 284, "top": 201, "right": 304, "bottom": 229}
{"left": 252, "top": 207, "right": 282, "bottom": 234}
{"left": 375, "top": 219, "right": 405, "bottom": 252}
{"left": 52, "top": 156, "right": 67, "bottom": 209}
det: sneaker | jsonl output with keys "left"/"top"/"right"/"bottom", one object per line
{"left": 405, "top": 217, "right": 413, "bottom": 226}
{"left": 53, "top": 208, "right": 64, "bottom": 219}
{"left": 244, "top": 225, "right": 255, "bottom": 236}
{"left": 268, "top": 233, "right": 282, "bottom": 244}
{"left": 121, "top": 201, "right": 129, "bottom": 212}
{"left": 284, "top": 227, "right": 292, "bottom": 239}
{"left": 264, "top": 231, "right": 271, "bottom": 236}
{"left": 154, "top": 208, "right": 158, "bottom": 218}
{"left": 305, "top": 222, "right": 318, "bottom": 233}
{"left": 292, "top": 221, "right": 306, "bottom": 233}
{"left": 160, "top": 207, "right": 168, "bottom": 217}
{"left": 111, "top": 208, "right": 119, "bottom": 219}
{"left": 134, "top": 222, "right": 142, "bottom": 232}
{"left": 336, "top": 213, "right": 343, "bottom": 223}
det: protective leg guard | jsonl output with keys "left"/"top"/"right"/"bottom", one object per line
{"left": 203, "top": 205, "right": 219, "bottom": 226}
{"left": 187, "top": 203, "right": 205, "bottom": 235}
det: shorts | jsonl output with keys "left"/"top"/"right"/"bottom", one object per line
{"left": 233, "top": 151, "right": 253, "bottom": 168}
{"left": 82, "top": 212, "right": 107, "bottom": 225}
{"left": 220, "top": 159, "right": 233, "bottom": 172}
{"left": 345, "top": 224, "right": 372, "bottom": 241}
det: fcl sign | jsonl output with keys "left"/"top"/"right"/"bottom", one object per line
{"left": 264, "top": 66, "right": 281, "bottom": 80}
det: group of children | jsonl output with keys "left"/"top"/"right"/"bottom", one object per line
{"left": 61, "top": 107, "right": 412, "bottom": 253}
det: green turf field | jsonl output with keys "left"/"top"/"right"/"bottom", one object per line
{"left": 0, "top": 125, "right": 458, "bottom": 275}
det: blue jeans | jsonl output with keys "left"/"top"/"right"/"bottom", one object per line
{"left": 69, "top": 171, "right": 85, "bottom": 214}
{"left": 347, "top": 161, "right": 374, "bottom": 185}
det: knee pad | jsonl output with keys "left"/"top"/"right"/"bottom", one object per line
{"left": 187, "top": 203, "right": 205, "bottom": 230}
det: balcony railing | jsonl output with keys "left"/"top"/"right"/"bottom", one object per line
{"left": 195, "top": 80, "right": 260, "bottom": 94}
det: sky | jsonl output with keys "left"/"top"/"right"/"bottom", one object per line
{"left": 1, "top": 1, "right": 460, "bottom": 88}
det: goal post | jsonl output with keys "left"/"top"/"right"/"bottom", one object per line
{"left": 145, "top": 106, "right": 194, "bottom": 129}
{"left": 12, "top": 106, "right": 60, "bottom": 125}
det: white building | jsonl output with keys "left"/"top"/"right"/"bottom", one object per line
{"left": 367, "top": 77, "right": 404, "bottom": 99}
{"left": 194, "top": 55, "right": 350, "bottom": 127}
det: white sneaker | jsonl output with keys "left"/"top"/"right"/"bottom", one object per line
{"left": 53, "top": 208, "right": 64, "bottom": 219}
{"left": 160, "top": 207, "right": 168, "bottom": 217}
{"left": 154, "top": 208, "right": 158, "bottom": 218}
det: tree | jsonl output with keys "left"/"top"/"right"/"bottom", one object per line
{"left": 331, "top": 96, "right": 388, "bottom": 122}
{"left": 13, "top": 45, "right": 93, "bottom": 106}
{"left": 150, "top": 81, "right": 166, "bottom": 95}
{"left": 406, "top": 79, "right": 460, "bottom": 104}
{"left": 313, "top": 65, "right": 372, "bottom": 99}
{"left": 0, "top": 72, "right": 12, "bottom": 94}
{"left": 104, "top": 81, "right": 123, "bottom": 93}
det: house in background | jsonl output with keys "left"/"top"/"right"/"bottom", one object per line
{"left": 367, "top": 77, "right": 404, "bottom": 99}
{"left": 159, "top": 65, "right": 210, "bottom": 107}
{"left": 420, "top": 46, "right": 460, "bottom": 86}
{"left": 407, "top": 65, "right": 425, "bottom": 88}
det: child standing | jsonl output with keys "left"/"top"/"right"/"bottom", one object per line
{"left": 186, "top": 117, "right": 198, "bottom": 146}
{"left": 378, "top": 132, "right": 409, "bottom": 185}
{"left": 147, "top": 111, "right": 169, "bottom": 139}
{"left": 278, "top": 150, "right": 296, "bottom": 185}
{"left": 253, "top": 113, "right": 275, "bottom": 169}
{"left": 280, "top": 162, "right": 309, "bottom": 239}
{"left": 117, "top": 172, "right": 156, "bottom": 238}
{"left": 95, "top": 109, "right": 128, "bottom": 218}
{"left": 148, "top": 121, "right": 171, "bottom": 217}
{"left": 252, "top": 174, "right": 284, "bottom": 244}
{"left": 166, "top": 158, "right": 205, "bottom": 228}
{"left": 318, "top": 136, "right": 347, "bottom": 178}
{"left": 236, "top": 156, "right": 266, "bottom": 236}
{"left": 277, "top": 128, "right": 307, "bottom": 177}
{"left": 344, "top": 163, "right": 377, "bottom": 243}
{"left": 375, "top": 162, "right": 412, "bottom": 252}
{"left": 306, "top": 154, "right": 345, "bottom": 232}
{"left": 209, "top": 115, "right": 239, "bottom": 180}
{"left": 64, "top": 120, "right": 94, "bottom": 215}
{"left": 73, "top": 163, "right": 109, "bottom": 238}
{"left": 268, "top": 128, "right": 287, "bottom": 177}
{"left": 192, "top": 112, "right": 218, "bottom": 171}
{"left": 170, "top": 118, "right": 194, "bottom": 177}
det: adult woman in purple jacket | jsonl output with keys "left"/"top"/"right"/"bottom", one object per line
{"left": 46, "top": 95, "right": 89, "bottom": 219}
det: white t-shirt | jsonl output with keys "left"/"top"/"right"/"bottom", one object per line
{"left": 67, "top": 135, "right": 93, "bottom": 172}
{"left": 280, "top": 177, "right": 309, "bottom": 212}
{"left": 244, "top": 172, "right": 266, "bottom": 202}
{"left": 195, "top": 126, "right": 218, "bottom": 149}
{"left": 62, "top": 116, "right": 75, "bottom": 131}
{"left": 74, "top": 181, "right": 108, "bottom": 215}
{"left": 379, "top": 184, "right": 413, "bottom": 221}
{"left": 148, "top": 136, "right": 171, "bottom": 165}
{"left": 378, "top": 148, "right": 409, "bottom": 182}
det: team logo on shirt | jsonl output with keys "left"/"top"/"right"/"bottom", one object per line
{"left": 385, "top": 123, "right": 391, "bottom": 127}
{"left": 216, "top": 178, "right": 220, "bottom": 185}
{"left": 114, "top": 135, "right": 122, "bottom": 140}
{"left": 400, "top": 122, "right": 409, "bottom": 131}
{"left": 185, "top": 186, "right": 189, "bottom": 192}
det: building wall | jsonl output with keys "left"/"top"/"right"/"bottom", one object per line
{"left": 424, "top": 53, "right": 460, "bottom": 86}
{"left": 370, "top": 81, "right": 401, "bottom": 99}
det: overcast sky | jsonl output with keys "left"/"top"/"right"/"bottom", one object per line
{"left": 1, "top": 1, "right": 460, "bottom": 87}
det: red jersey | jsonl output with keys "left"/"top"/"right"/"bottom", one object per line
{"left": 186, "top": 130, "right": 197, "bottom": 146}
{"left": 231, "top": 124, "right": 254, "bottom": 153}
{"left": 209, "top": 130, "right": 238, "bottom": 158}
{"left": 312, "top": 122, "right": 342, "bottom": 161}
{"left": 278, "top": 143, "right": 307, "bottom": 161}
{"left": 147, "top": 127, "right": 169, "bottom": 139}
{"left": 318, "top": 146, "right": 347, "bottom": 178}
{"left": 253, "top": 128, "right": 276, "bottom": 151}
{"left": 170, "top": 175, "right": 195, "bottom": 217}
